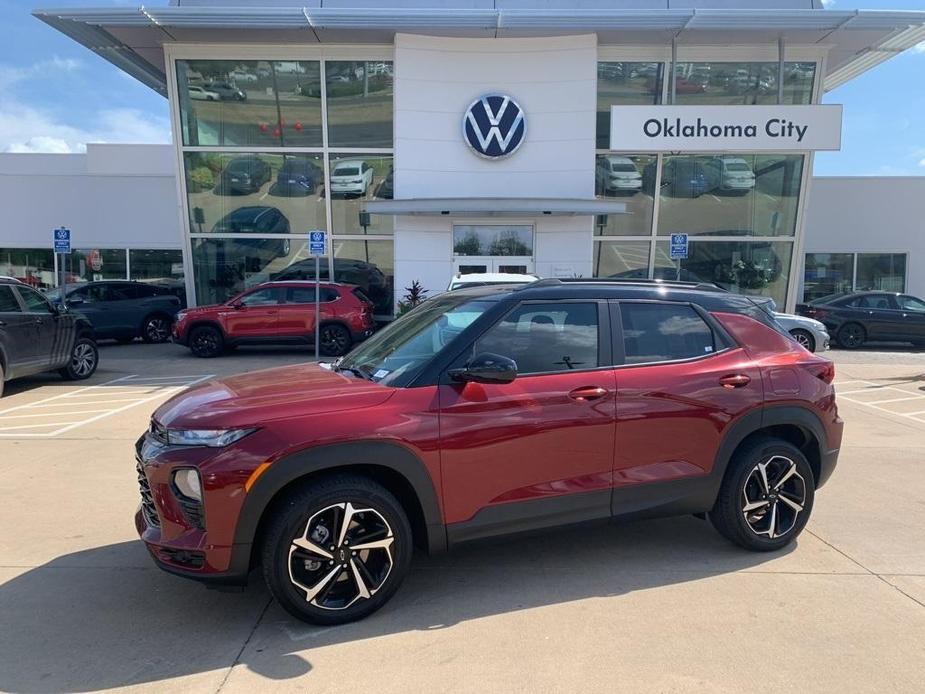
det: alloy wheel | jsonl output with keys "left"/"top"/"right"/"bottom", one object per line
{"left": 320, "top": 326, "right": 350, "bottom": 354}
{"left": 839, "top": 324, "right": 864, "bottom": 349}
{"left": 287, "top": 502, "right": 394, "bottom": 610}
{"left": 71, "top": 342, "right": 97, "bottom": 377}
{"left": 192, "top": 330, "right": 219, "bottom": 356}
{"left": 145, "top": 317, "right": 170, "bottom": 342}
{"left": 741, "top": 455, "right": 806, "bottom": 539}
{"left": 791, "top": 330, "right": 813, "bottom": 350}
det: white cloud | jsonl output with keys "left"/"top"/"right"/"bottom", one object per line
{"left": 820, "top": 0, "right": 835, "bottom": 7}
{"left": 913, "top": 42, "right": 925, "bottom": 55}
{"left": 0, "top": 56, "right": 83, "bottom": 90}
{"left": 919, "top": 158, "right": 925, "bottom": 168}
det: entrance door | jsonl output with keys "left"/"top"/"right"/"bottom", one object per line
{"left": 453, "top": 224, "right": 535, "bottom": 277}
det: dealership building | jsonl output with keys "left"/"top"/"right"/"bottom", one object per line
{"left": 6, "top": 0, "right": 925, "bottom": 314}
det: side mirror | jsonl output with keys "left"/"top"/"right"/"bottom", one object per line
{"left": 231, "top": 301, "right": 244, "bottom": 310}
{"left": 448, "top": 353, "right": 517, "bottom": 385}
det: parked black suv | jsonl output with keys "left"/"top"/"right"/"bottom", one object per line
{"left": 46, "top": 281, "right": 181, "bottom": 344}
{"left": 0, "top": 278, "right": 98, "bottom": 397}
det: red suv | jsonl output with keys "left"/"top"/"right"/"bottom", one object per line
{"left": 137, "top": 280, "right": 842, "bottom": 624}
{"left": 172, "top": 281, "right": 374, "bottom": 357}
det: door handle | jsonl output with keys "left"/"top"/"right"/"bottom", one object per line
{"left": 719, "top": 374, "right": 751, "bottom": 389}
{"left": 568, "top": 386, "right": 609, "bottom": 401}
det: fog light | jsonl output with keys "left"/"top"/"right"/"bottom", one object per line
{"left": 173, "top": 469, "right": 202, "bottom": 501}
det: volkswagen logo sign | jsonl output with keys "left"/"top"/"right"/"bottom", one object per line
{"left": 463, "top": 94, "right": 526, "bottom": 159}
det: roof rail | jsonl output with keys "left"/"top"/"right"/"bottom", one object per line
{"left": 520, "top": 277, "right": 725, "bottom": 292}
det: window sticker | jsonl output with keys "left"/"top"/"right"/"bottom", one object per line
{"left": 373, "top": 369, "right": 390, "bottom": 379}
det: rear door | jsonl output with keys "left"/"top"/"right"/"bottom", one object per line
{"left": 611, "top": 301, "right": 763, "bottom": 508}
{"left": 0, "top": 285, "right": 35, "bottom": 377}
{"left": 276, "top": 286, "right": 338, "bottom": 337}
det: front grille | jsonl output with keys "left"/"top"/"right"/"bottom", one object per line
{"left": 136, "top": 458, "right": 160, "bottom": 527}
{"left": 175, "top": 495, "right": 205, "bottom": 530}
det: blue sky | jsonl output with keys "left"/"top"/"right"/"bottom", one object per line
{"left": 0, "top": 0, "right": 923, "bottom": 176}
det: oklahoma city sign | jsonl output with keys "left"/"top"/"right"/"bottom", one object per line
{"left": 610, "top": 104, "right": 843, "bottom": 152}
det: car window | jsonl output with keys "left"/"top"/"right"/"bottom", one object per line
{"left": 17, "top": 286, "right": 54, "bottom": 314}
{"left": 287, "top": 287, "right": 338, "bottom": 304}
{"left": 240, "top": 288, "right": 279, "bottom": 306}
{"left": 475, "top": 302, "right": 599, "bottom": 374}
{"left": 620, "top": 302, "right": 716, "bottom": 365}
{"left": 105, "top": 284, "right": 138, "bottom": 301}
{"left": 899, "top": 296, "right": 925, "bottom": 312}
{"left": 135, "top": 284, "right": 160, "bottom": 298}
{"left": 0, "top": 286, "right": 21, "bottom": 312}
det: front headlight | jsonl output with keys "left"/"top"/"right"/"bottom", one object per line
{"left": 167, "top": 428, "right": 256, "bottom": 448}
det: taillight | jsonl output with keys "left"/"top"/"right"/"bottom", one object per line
{"left": 801, "top": 361, "right": 835, "bottom": 384}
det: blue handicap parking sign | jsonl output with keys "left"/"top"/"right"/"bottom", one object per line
{"left": 309, "top": 230, "right": 326, "bottom": 256}
{"left": 669, "top": 233, "right": 688, "bottom": 260}
{"left": 53, "top": 227, "right": 71, "bottom": 253}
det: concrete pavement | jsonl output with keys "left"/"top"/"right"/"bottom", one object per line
{"left": 0, "top": 342, "right": 923, "bottom": 693}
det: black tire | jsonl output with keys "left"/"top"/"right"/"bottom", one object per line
{"left": 141, "top": 314, "right": 172, "bottom": 344}
{"left": 838, "top": 322, "right": 866, "bottom": 350}
{"left": 261, "top": 474, "right": 413, "bottom": 625}
{"left": 789, "top": 328, "right": 815, "bottom": 352}
{"left": 709, "top": 437, "right": 815, "bottom": 552}
{"left": 0, "top": 362, "right": 5, "bottom": 398}
{"left": 189, "top": 325, "right": 224, "bottom": 358}
{"left": 59, "top": 337, "right": 99, "bottom": 381}
{"left": 319, "top": 323, "right": 352, "bottom": 357}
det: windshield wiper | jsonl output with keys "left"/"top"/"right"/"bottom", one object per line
{"left": 334, "top": 363, "right": 372, "bottom": 380}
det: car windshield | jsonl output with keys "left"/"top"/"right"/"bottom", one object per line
{"left": 336, "top": 167, "right": 360, "bottom": 176}
{"left": 337, "top": 295, "right": 495, "bottom": 387}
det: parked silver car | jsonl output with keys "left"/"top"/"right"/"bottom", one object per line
{"left": 755, "top": 298, "right": 830, "bottom": 352}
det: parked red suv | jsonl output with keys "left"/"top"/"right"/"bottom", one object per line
{"left": 172, "top": 281, "right": 374, "bottom": 357}
{"left": 137, "top": 279, "right": 842, "bottom": 624}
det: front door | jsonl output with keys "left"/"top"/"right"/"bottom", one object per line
{"left": 452, "top": 224, "right": 535, "bottom": 277}
{"left": 224, "top": 286, "right": 281, "bottom": 339}
{"left": 439, "top": 300, "right": 616, "bottom": 536}
{"left": 0, "top": 284, "right": 36, "bottom": 377}
{"left": 15, "top": 285, "right": 59, "bottom": 369}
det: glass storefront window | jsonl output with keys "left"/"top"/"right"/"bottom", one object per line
{"left": 326, "top": 61, "right": 394, "bottom": 148}
{"left": 857, "top": 253, "right": 906, "bottom": 292}
{"left": 656, "top": 154, "right": 803, "bottom": 237}
{"left": 130, "top": 249, "right": 186, "bottom": 306}
{"left": 192, "top": 238, "right": 395, "bottom": 315}
{"left": 68, "top": 249, "right": 127, "bottom": 283}
{"left": 671, "top": 62, "right": 815, "bottom": 105}
{"left": 593, "top": 241, "right": 650, "bottom": 279}
{"left": 329, "top": 153, "right": 394, "bottom": 234}
{"left": 184, "top": 152, "right": 326, "bottom": 236}
{"left": 802, "top": 253, "right": 854, "bottom": 302}
{"left": 0, "top": 248, "right": 55, "bottom": 289}
{"left": 594, "top": 154, "right": 655, "bottom": 236}
{"left": 452, "top": 225, "right": 534, "bottom": 257}
{"left": 654, "top": 240, "right": 793, "bottom": 306}
{"left": 177, "top": 60, "right": 322, "bottom": 147}
{"left": 596, "top": 62, "right": 663, "bottom": 148}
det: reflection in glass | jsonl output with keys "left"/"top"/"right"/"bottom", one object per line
{"left": 0, "top": 248, "right": 55, "bottom": 289}
{"left": 593, "top": 241, "right": 650, "bottom": 279}
{"left": 184, "top": 153, "right": 326, "bottom": 235}
{"left": 326, "top": 61, "right": 394, "bottom": 147}
{"left": 329, "top": 154, "right": 394, "bottom": 234}
{"left": 596, "top": 62, "right": 663, "bottom": 148}
{"left": 654, "top": 240, "right": 793, "bottom": 306}
{"left": 193, "top": 238, "right": 395, "bottom": 316}
{"left": 594, "top": 154, "right": 655, "bottom": 236}
{"left": 453, "top": 225, "right": 534, "bottom": 256}
{"left": 656, "top": 154, "right": 803, "bottom": 237}
{"left": 130, "top": 249, "right": 186, "bottom": 305}
{"left": 177, "top": 60, "right": 322, "bottom": 147}
{"left": 671, "top": 62, "right": 815, "bottom": 105}
{"left": 802, "top": 253, "right": 854, "bottom": 302}
{"left": 857, "top": 253, "right": 906, "bottom": 292}
{"left": 68, "top": 249, "right": 128, "bottom": 283}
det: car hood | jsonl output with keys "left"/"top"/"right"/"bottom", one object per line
{"left": 153, "top": 363, "right": 393, "bottom": 429}
{"left": 774, "top": 312, "right": 826, "bottom": 332}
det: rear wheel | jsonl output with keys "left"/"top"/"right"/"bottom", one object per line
{"left": 0, "top": 362, "right": 5, "bottom": 398}
{"left": 319, "top": 324, "right": 352, "bottom": 357}
{"left": 789, "top": 328, "right": 815, "bottom": 352}
{"left": 189, "top": 325, "right": 223, "bottom": 358}
{"left": 262, "top": 475, "right": 412, "bottom": 625}
{"left": 59, "top": 337, "right": 99, "bottom": 381}
{"left": 709, "top": 437, "right": 814, "bottom": 552}
{"left": 141, "top": 315, "right": 171, "bottom": 344}
{"left": 838, "top": 322, "right": 866, "bottom": 350}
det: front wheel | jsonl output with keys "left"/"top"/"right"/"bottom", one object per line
{"left": 141, "top": 315, "right": 171, "bottom": 344}
{"left": 261, "top": 475, "right": 412, "bottom": 625}
{"left": 789, "top": 328, "right": 816, "bottom": 352}
{"left": 59, "top": 337, "right": 99, "bottom": 381}
{"left": 709, "top": 437, "right": 815, "bottom": 552}
{"left": 188, "top": 325, "right": 224, "bottom": 358}
{"left": 319, "top": 324, "right": 352, "bottom": 357}
{"left": 838, "top": 322, "right": 866, "bottom": 350}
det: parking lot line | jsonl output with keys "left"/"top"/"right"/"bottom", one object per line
{"left": 864, "top": 396, "right": 923, "bottom": 405}
{"left": 0, "top": 374, "right": 214, "bottom": 438}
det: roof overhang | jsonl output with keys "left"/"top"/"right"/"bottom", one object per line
{"left": 33, "top": 6, "right": 925, "bottom": 97}
{"left": 363, "top": 198, "right": 628, "bottom": 217}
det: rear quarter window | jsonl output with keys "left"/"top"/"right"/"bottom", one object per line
{"left": 620, "top": 302, "right": 716, "bottom": 365}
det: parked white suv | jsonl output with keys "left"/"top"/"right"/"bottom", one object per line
{"left": 707, "top": 156, "right": 756, "bottom": 194}
{"left": 447, "top": 272, "right": 538, "bottom": 291}
{"left": 330, "top": 160, "right": 374, "bottom": 197}
{"left": 596, "top": 156, "right": 643, "bottom": 194}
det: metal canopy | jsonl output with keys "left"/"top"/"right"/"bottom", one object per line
{"left": 363, "top": 198, "right": 628, "bottom": 217}
{"left": 33, "top": 6, "right": 925, "bottom": 97}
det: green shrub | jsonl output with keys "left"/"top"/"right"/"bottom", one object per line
{"left": 188, "top": 166, "right": 214, "bottom": 192}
